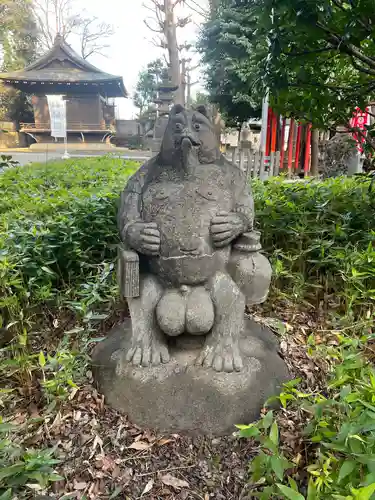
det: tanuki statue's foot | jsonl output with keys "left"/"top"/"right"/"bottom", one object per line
{"left": 195, "top": 335, "right": 243, "bottom": 373}
{"left": 125, "top": 274, "right": 170, "bottom": 367}
{"left": 195, "top": 271, "right": 245, "bottom": 373}
{"left": 125, "top": 330, "right": 170, "bottom": 367}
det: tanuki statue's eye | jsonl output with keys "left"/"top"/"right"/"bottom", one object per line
{"left": 175, "top": 123, "right": 183, "bottom": 131}
{"left": 194, "top": 123, "right": 201, "bottom": 130}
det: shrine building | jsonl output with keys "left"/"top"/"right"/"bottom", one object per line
{"left": 0, "top": 34, "right": 127, "bottom": 146}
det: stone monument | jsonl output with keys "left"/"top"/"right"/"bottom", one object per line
{"left": 93, "top": 105, "right": 289, "bottom": 435}
{"left": 151, "top": 72, "right": 178, "bottom": 155}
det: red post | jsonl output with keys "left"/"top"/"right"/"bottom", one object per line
{"left": 279, "top": 117, "right": 286, "bottom": 170}
{"left": 287, "top": 119, "right": 295, "bottom": 173}
{"left": 266, "top": 107, "right": 272, "bottom": 157}
{"left": 271, "top": 110, "right": 277, "bottom": 153}
{"left": 304, "top": 123, "right": 312, "bottom": 173}
{"left": 294, "top": 123, "right": 302, "bottom": 172}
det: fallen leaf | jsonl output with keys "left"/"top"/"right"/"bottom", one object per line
{"left": 128, "top": 441, "right": 152, "bottom": 451}
{"left": 69, "top": 387, "right": 79, "bottom": 400}
{"left": 112, "top": 465, "right": 121, "bottom": 479}
{"left": 25, "top": 483, "right": 42, "bottom": 491}
{"left": 161, "top": 474, "right": 189, "bottom": 489}
{"left": 95, "top": 454, "right": 115, "bottom": 472}
{"left": 73, "top": 481, "right": 87, "bottom": 490}
{"left": 89, "top": 434, "right": 104, "bottom": 458}
{"left": 121, "top": 467, "right": 133, "bottom": 485}
{"left": 141, "top": 478, "right": 154, "bottom": 496}
{"left": 158, "top": 438, "right": 174, "bottom": 446}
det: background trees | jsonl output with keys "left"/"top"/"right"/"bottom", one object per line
{"left": 0, "top": 0, "right": 39, "bottom": 123}
{"left": 133, "top": 59, "right": 168, "bottom": 117}
{"left": 133, "top": 59, "right": 169, "bottom": 135}
{"left": 0, "top": 0, "right": 115, "bottom": 123}
{"left": 200, "top": 0, "right": 375, "bottom": 140}
{"left": 32, "top": 0, "right": 114, "bottom": 59}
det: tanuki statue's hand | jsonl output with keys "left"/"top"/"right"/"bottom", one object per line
{"left": 126, "top": 222, "right": 160, "bottom": 256}
{"left": 211, "top": 211, "right": 244, "bottom": 248}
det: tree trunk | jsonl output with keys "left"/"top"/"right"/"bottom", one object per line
{"left": 209, "top": 0, "right": 220, "bottom": 16}
{"left": 311, "top": 128, "right": 319, "bottom": 176}
{"left": 186, "top": 68, "right": 192, "bottom": 108}
{"left": 164, "top": 0, "right": 183, "bottom": 105}
{"left": 212, "top": 104, "right": 224, "bottom": 143}
{"left": 181, "top": 59, "right": 187, "bottom": 107}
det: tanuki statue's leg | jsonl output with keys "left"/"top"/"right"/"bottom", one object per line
{"left": 195, "top": 272, "right": 245, "bottom": 373}
{"left": 125, "top": 275, "right": 169, "bottom": 367}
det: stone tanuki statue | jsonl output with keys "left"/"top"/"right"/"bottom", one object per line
{"left": 93, "top": 105, "right": 289, "bottom": 435}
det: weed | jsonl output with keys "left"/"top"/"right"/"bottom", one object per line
{"left": 0, "top": 419, "right": 62, "bottom": 497}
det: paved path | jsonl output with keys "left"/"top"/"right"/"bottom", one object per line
{"left": 2, "top": 150, "right": 151, "bottom": 166}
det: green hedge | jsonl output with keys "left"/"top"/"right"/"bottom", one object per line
{"left": 0, "top": 158, "right": 374, "bottom": 330}
{"left": 0, "top": 157, "right": 137, "bottom": 326}
{"left": 254, "top": 177, "right": 375, "bottom": 316}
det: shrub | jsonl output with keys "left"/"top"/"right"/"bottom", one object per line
{"left": 1, "top": 162, "right": 373, "bottom": 331}
{"left": 0, "top": 156, "right": 138, "bottom": 497}
{"left": 0, "top": 156, "right": 137, "bottom": 330}
{"left": 254, "top": 176, "right": 375, "bottom": 317}
{"left": 244, "top": 176, "right": 375, "bottom": 499}
{"left": 0, "top": 420, "right": 62, "bottom": 498}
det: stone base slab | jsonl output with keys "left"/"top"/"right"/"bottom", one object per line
{"left": 92, "top": 318, "right": 289, "bottom": 435}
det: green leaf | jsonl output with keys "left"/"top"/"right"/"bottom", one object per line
{"left": 38, "top": 351, "right": 46, "bottom": 368}
{"left": 288, "top": 477, "right": 299, "bottom": 492}
{"left": 110, "top": 486, "right": 124, "bottom": 499}
{"left": 262, "top": 411, "right": 274, "bottom": 430}
{"left": 0, "top": 423, "right": 16, "bottom": 433}
{"left": 277, "top": 484, "right": 305, "bottom": 500}
{"left": 338, "top": 460, "right": 356, "bottom": 483}
{"left": 0, "top": 490, "right": 13, "bottom": 500}
{"left": 0, "top": 464, "right": 26, "bottom": 480}
{"left": 270, "top": 421, "right": 279, "bottom": 446}
{"left": 271, "top": 455, "right": 285, "bottom": 480}
{"left": 355, "top": 483, "right": 375, "bottom": 500}
{"left": 280, "top": 393, "right": 295, "bottom": 408}
{"left": 238, "top": 425, "right": 261, "bottom": 438}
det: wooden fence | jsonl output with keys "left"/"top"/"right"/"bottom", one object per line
{"left": 228, "top": 147, "right": 282, "bottom": 179}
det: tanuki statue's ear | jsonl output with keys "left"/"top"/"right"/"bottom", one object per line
{"left": 196, "top": 105, "right": 209, "bottom": 118}
{"left": 170, "top": 104, "right": 184, "bottom": 115}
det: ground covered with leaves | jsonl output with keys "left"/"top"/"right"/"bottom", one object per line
{"left": 0, "top": 158, "right": 374, "bottom": 499}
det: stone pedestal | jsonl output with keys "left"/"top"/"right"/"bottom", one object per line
{"left": 92, "top": 318, "right": 289, "bottom": 436}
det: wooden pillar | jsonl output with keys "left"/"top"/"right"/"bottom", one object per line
{"left": 287, "top": 118, "right": 295, "bottom": 176}
{"left": 294, "top": 123, "right": 302, "bottom": 172}
{"left": 266, "top": 107, "right": 272, "bottom": 157}
{"left": 271, "top": 110, "right": 277, "bottom": 153}
{"left": 279, "top": 117, "right": 286, "bottom": 170}
{"left": 304, "top": 124, "right": 312, "bottom": 173}
{"left": 311, "top": 128, "right": 319, "bottom": 176}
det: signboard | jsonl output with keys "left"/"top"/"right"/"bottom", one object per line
{"left": 349, "top": 107, "right": 370, "bottom": 152}
{"left": 47, "top": 95, "right": 67, "bottom": 139}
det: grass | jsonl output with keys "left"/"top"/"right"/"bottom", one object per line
{"left": 0, "top": 157, "right": 373, "bottom": 498}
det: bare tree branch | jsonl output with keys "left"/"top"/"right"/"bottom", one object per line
{"left": 176, "top": 15, "right": 191, "bottom": 28}
{"left": 315, "top": 21, "right": 375, "bottom": 70}
{"left": 172, "top": 0, "right": 186, "bottom": 9}
{"left": 350, "top": 56, "right": 375, "bottom": 76}
{"left": 32, "top": 0, "right": 114, "bottom": 59}
{"left": 144, "top": 18, "right": 164, "bottom": 33}
{"left": 184, "top": 0, "right": 209, "bottom": 19}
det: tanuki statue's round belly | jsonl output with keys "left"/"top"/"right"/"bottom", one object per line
{"left": 142, "top": 179, "right": 233, "bottom": 286}
{"left": 149, "top": 216, "right": 229, "bottom": 286}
